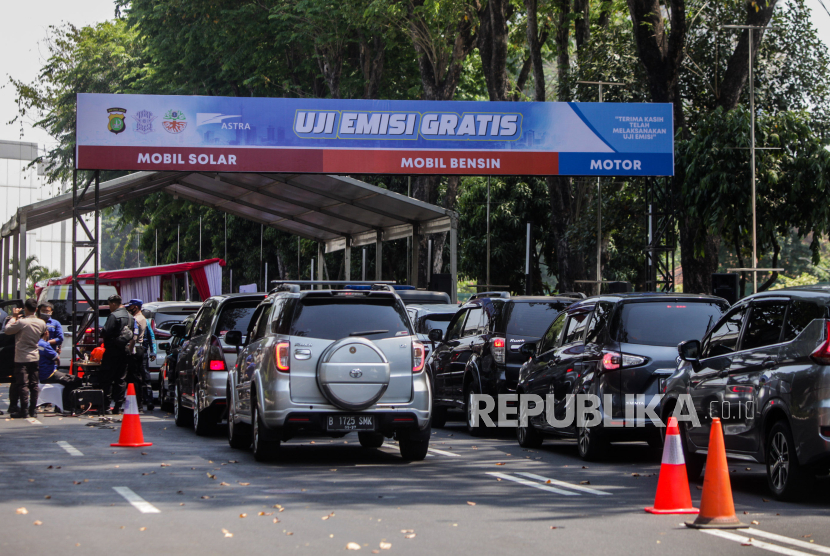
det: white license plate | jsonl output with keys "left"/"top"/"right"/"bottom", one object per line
{"left": 326, "top": 415, "right": 375, "bottom": 431}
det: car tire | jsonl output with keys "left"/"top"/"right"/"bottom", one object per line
{"left": 577, "top": 420, "right": 607, "bottom": 461}
{"left": 251, "top": 399, "right": 279, "bottom": 462}
{"left": 517, "top": 405, "right": 544, "bottom": 448}
{"left": 679, "top": 422, "right": 705, "bottom": 481}
{"left": 464, "top": 380, "right": 487, "bottom": 438}
{"left": 227, "top": 380, "right": 251, "bottom": 450}
{"left": 399, "top": 426, "right": 430, "bottom": 461}
{"left": 766, "top": 420, "right": 812, "bottom": 501}
{"left": 193, "top": 384, "right": 217, "bottom": 437}
{"left": 358, "top": 432, "right": 385, "bottom": 448}
{"left": 174, "top": 383, "right": 192, "bottom": 428}
{"left": 431, "top": 406, "right": 448, "bottom": 428}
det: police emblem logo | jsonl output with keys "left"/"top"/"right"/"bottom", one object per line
{"left": 162, "top": 109, "right": 187, "bottom": 134}
{"left": 107, "top": 108, "right": 127, "bottom": 134}
{"left": 133, "top": 109, "right": 157, "bottom": 134}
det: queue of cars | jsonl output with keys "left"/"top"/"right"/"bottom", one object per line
{"left": 152, "top": 283, "right": 830, "bottom": 500}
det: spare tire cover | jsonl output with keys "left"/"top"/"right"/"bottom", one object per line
{"left": 317, "top": 337, "right": 390, "bottom": 411}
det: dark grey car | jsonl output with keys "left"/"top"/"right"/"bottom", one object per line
{"left": 666, "top": 287, "right": 830, "bottom": 500}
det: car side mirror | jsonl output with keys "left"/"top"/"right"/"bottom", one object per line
{"left": 158, "top": 342, "right": 171, "bottom": 352}
{"left": 225, "top": 330, "right": 243, "bottom": 346}
{"left": 521, "top": 342, "right": 537, "bottom": 359}
{"left": 678, "top": 340, "right": 701, "bottom": 372}
{"left": 428, "top": 329, "right": 444, "bottom": 343}
{"left": 169, "top": 324, "right": 186, "bottom": 337}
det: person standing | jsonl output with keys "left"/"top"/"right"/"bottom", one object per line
{"left": 3, "top": 298, "right": 47, "bottom": 418}
{"left": 142, "top": 317, "right": 157, "bottom": 411}
{"left": 100, "top": 294, "right": 134, "bottom": 414}
{"left": 38, "top": 302, "right": 64, "bottom": 353}
{"left": 125, "top": 299, "right": 152, "bottom": 411}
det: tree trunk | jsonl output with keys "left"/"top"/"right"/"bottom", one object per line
{"left": 574, "top": 0, "right": 590, "bottom": 54}
{"left": 554, "top": 0, "right": 571, "bottom": 102}
{"left": 478, "top": 0, "right": 511, "bottom": 101}
{"left": 524, "top": 0, "right": 546, "bottom": 102}
{"left": 359, "top": 32, "right": 385, "bottom": 100}
{"left": 679, "top": 215, "right": 720, "bottom": 294}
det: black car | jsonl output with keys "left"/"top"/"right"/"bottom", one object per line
{"left": 157, "top": 313, "right": 197, "bottom": 411}
{"left": 516, "top": 293, "right": 728, "bottom": 460}
{"left": 667, "top": 287, "right": 830, "bottom": 500}
{"left": 428, "top": 293, "right": 583, "bottom": 434}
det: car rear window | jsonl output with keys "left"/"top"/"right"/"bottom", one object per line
{"left": 418, "top": 314, "right": 454, "bottom": 334}
{"left": 503, "top": 301, "right": 571, "bottom": 337}
{"left": 290, "top": 297, "right": 412, "bottom": 341}
{"left": 152, "top": 310, "right": 200, "bottom": 329}
{"left": 616, "top": 301, "right": 727, "bottom": 347}
{"left": 215, "top": 300, "right": 261, "bottom": 337}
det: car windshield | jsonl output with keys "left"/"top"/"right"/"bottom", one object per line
{"left": 290, "top": 297, "right": 412, "bottom": 341}
{"left": 215, "top": 300, "right": 261, "bottom": 338}
{"left": 153, "top": 311, "right": 199, "bottom": 329}
{"left": 419, "top": 314, "right": 453, "bottom": 334}
{"left": 616, "top": 301, "right": 727, "bottom": 346}
{"left": 504, "top": 301, "right": 571, "bottom": 337}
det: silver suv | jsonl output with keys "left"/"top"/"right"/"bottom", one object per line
{"left": 225, "top": 284, "right": 432, "bottom": 462}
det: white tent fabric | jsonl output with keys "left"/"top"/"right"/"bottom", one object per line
{"left": 205, "top": 261, "right": 223, "bottom": 297}
{"left": 120, "top": 275, "right": 161, "bottom": 304}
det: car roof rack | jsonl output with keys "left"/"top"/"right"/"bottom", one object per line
{"left": 469, "top": 291, "right": 511, "bottom": 300}
{"left": 558, "top": 292, "right": 587, "bottom": 299}
{"left": 370, "top": 284, "right": 396, "bottom": 292}
{"left": 269, "top": 283, "right": 301, "bottom": 294}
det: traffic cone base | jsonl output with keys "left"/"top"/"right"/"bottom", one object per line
{"left": 111, "top": 383, "right": 152, "bottom": 448}
{"left": 644, "top": 417, "right": 699, "bottom": 515}
{"left": 685, "top": 418, "right": 743, "bottom": 529}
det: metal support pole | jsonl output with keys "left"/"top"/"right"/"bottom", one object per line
{"left": 486, "top": 176, "right": 491, "bottom": 289}
{"left": 596, "top": 177, "right": 602, "bottom": 296}
{"left": 177, "top": 225, "right": 180, "bottom": 263}
{"left": 2, "top": 236, "right": 9, "bottom": 299}
{"left": 260, "top": 224, "right": 264, "bottom": 288}
{"left": 199, "top": 216, "right": 202, "bottom": 261}
{"left": 344, "top": 237, "right": 351, "bottom": 281}
{"left": 230, "top": 269, "right": 233, "bottom": 294}
{"left": 317, "top": 243, "right": 324, "bottom": 289}
{"left": 19, "top": 212, "right": 27, "bottom": 298}
{"left": 427, "top": 240, "right": 433, "bottom": 287}
{"left": 0, "top": 236, "right": 4, "bottom": 299}
{"left": 11, "top": 230, "right": 19, "bottom": 299}
{"left": 525, "top": 222, "right": 532, "bottom": 295}
{"left": 749, "top": 27, "right": 757, "bottom": 293}
{"left": 450, "top": 216, "right": 458, "bottom": 304}
{"left": 264, "top": 262, "right": 268, "bottom": 292}
{"left": 410, "top": 224, "right": 420, "bottom": 288}
{"left": 94, "top": 171, "right": 99, "bottom": 347}
{"left": 155, "top": 229, "right": 158, "bottom": 267}
{"left": 362, "top": 248, "right": 367, "bottom": 282}
{"left": 375, "top": 231, "right": 382, "bottom": 282}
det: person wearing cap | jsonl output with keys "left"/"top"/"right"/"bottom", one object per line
{"left": 3, "top": 298, "right": 47, "bottom": 418}
{"left": 125, "top": 299, "right": 153, "bottom": 411}
{"left": 100, "top": 294, "right": 134, "bottom": 414}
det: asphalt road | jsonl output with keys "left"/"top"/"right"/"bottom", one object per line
{"left": 2, "top": 384, "right": 829, "bottom": 556}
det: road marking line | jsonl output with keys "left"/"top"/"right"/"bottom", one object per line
{"left": 702, "top": 530, "right": 815, "bottom": 556}
{"left": 515, "top": 472, "right": 612, "bottom": 496}
{"left": 426, "top": 447, "right": 460, "bottom": 457}
{"left": 487, "top": 472, "right": 579, "bottom": 495}
{"left": 740, "top": 528, "right": 830, "bottom": 555}
{"left": 26, "top": 418, "right": 42, "bottom": 425}
{"left": 57, "top": 441, "right": 83, "bottom": 456}
{"left": 113, "top": 487, "right": 160, "bottom": 514}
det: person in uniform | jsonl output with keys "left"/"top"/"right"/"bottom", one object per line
{"left": 3, "top": 298, "right": 47, "bottom": 418}
{"left": 99, "top": 294, "right": 134, "bottom": 414}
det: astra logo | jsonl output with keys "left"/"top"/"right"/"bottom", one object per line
{"left": 293, "top": 111, "right": 522, "bottom": 140}
{"left": 196, "top": 113, "right": 247, "bottom": 128}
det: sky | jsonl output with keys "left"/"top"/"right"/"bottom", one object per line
{"left": 1, "top": 0, "right": 828, "bottom": 152}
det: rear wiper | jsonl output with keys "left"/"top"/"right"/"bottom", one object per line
{"left": 349, "top": 330, "right": 388, "bottom": 336}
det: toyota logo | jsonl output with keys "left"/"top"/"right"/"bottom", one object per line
{"left": 349, "top": 369, "right": 363, "bottom": 379}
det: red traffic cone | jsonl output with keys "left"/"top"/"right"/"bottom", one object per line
{"left": 111, "top": 383, "right": 152, "bottom": 448}
{"left": 645, "top": 417, "right": 699, "bottom": 514}
{"left": 686, "top": 418, "right": 744, "bottom": 528}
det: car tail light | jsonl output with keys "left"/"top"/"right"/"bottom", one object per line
{"left": 84, "top": 328, "right": 93, "bottom": 334}
{"left": 151, "top": 318, "right": 172, "bottom": 339}
{"left": 413, "top": 341, "right": 426, "bottom": 373}
{"left": 492, "top": 337, "right": 506, "bottom": 364}
{"left": 209, "top": 360, "right": 226, "bottom": 371}
{"left": 601, "top": 351, "right": 647, "bottom": 372}
{"left": 728, "top": 385, "right": 754, "bottom": 394}
{"left": 276, "top": 341, "right": 290, "bottom": 372}
{"left": 810, "top": 321, "right": 830, "bottom": 365}
{"left": 821, "top": 426, "right": 830, "bottom": 438}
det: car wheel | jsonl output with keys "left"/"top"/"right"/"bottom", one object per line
{"left": 160, "top": 382, "right": 173, "bottom": 412}
{"left": 766, "top": 420, "right": 812, "bottom": 501}
{"left": 431, "top": 406, "right": 448, "bottom": 428}
{"left": 399, "top": 426, "right": 430, "bottom": 461}
{"left": 517, "top": 400, "right": 544, "bottom": 448}
{"left": 251, "top": 399, "right": 279, "bottom": 462}
{"left": 577, "top": 420, "right": 607, "bottom": 461}
{"left": 358, "top": 432, "right": 385, "bottom": 448}
{"left": 174, "top": 383, "right": 192, "bottom": 427}
{"left": 679, "top": 421, "right": 705, "bottom": 481}
{"left": 193, "top": 384, "right": 217, "bottom": 437}
{"left": 464, "top": 382, "right": 487, "bottom": 437}
{"left": 227, "top": 380, "right": 251, "bottom": 450}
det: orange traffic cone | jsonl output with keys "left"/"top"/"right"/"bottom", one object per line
{"left": 645, "top": 417, "right": 699, "bottom": 514}
{"left": 111, "top": 383, "right": 152, "bottom": 448}
{"left": 686, "top": 417, "right": 743, "bottom": 529}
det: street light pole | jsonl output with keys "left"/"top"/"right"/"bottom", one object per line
{"left": 576, "top": 80, "right": 624, "bottom": 295}
{"left": 722, "top": 24, "right": 779, "bottom": 293}
{"left": 486, "top": 175, "right": 491, "bottom": 289}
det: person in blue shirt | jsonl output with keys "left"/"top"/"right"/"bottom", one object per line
{"left": 38, "top": 329, "right": 81, "bottom": 413}
{"left": 38, "top": 302, "right": 64, "bottom": 352}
